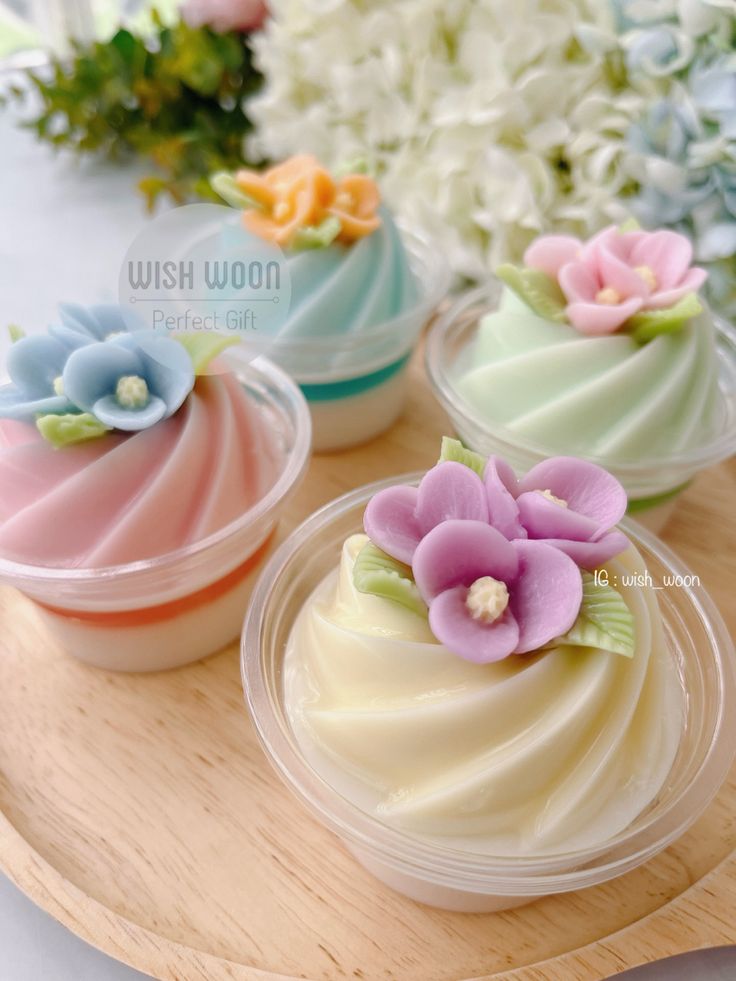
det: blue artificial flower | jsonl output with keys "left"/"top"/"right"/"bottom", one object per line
{"left": 61, "top": 331, "right": 195, "bottom": 432}
{"left": 48, "top": 302, "right": 142, "bottom": 348}
{"left": 0, "top": 334, "right": 75, "bottom": 420}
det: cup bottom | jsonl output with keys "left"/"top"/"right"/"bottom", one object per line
{"left": 346, "top": 843, "right": 534, "bottom": 913}
{"left": 307, "top": 368, "right": 409, "bottom": 452}
{"left": 27, "top": 535, "right": 276, "bottom": 672}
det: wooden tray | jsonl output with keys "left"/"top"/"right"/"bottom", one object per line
{"left": 1, "top": 350, "right": 735, "bottom": 981}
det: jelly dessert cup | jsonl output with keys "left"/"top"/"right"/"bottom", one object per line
{"left": 0, "top": 349, "right": 311, "bottom": 672}
{"left": 212, "top": 157, "right": 450, "bottom": 452}
{"left": 242, "top": 475, "right": 736, "bottom": 912}
{"left": 426, "top": 283, "right": 736, "bottom": 533}
{"left": 272, "top": 224, "right": 449, "bottom": 452}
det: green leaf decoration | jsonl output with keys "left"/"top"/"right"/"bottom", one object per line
{"left": 353, "top": 542, "right": 428, "bottom": 618}
{"left": 554, "top": 571, "right": 635, "bottom": 658}
{"left": 292, "top": 216, "right": 342, "bottom": 250}
{"left": 175, "top": 333, "right": 241, "bottom": 375}
{"left": 438, "top": 436, "right": 486, "bottom": 478}
{"left": 628, "top": 293, "right": 702, "bottom": 344}
{"left": 210, "top": 171, "right": 261, "bottom": 211}
{"left": 495, "top": 264, "right": 568, "bottom": 322}
{"left": 334, "top": 157, "right": 371, "bottom": 178}
{"left": 7, "top": 324, "right": 25, "bottom": 343}
{"left": 37, "top": 413, "right": 111, "bottom": 448}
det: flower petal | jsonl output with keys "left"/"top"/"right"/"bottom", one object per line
{"left": 129, "top": 332, "right": 195, "bottom": 418}
{"left": 597, "top": 244, "right": 651, "bottom": 299}
{"left": 523, "top": 235, "right": 581, "bottom": 278}
{"left": 509, "top": 540, "right": 582, "bottom": 653}
{"left": 645, "top": 268, "right": 708, "bottom": 309}
{"left": 518, "top": 456, "right": 627, "bottom": 530}
{"left": 92, "top": 393, "right": 167, "bottom": 431}
{"left": 413, "top": 520, "right": 518, "bottom": 604}
{"left": 630, "top": 229, "right": 692, "bottom": 289}
{"left": 364, "top": 484, "right": 421, "bottom": 565}
{"left": 566, "top": 297, "right": 642, "bottom": 335}
{"left": 58, "top": 302, "right": 131, "bottom": 341}
{"left": 7, "top": 335, "right": 70, "bottom": 397}
{"left": 516, "top": 490, "right": 601, "bottom": 542}
{"left": 559, "top": 261, "right": 599, "bottom": 303}
{"left": 0, "top": 388, "right": 70, "bottom": 421}
{"left": 535, "top": 531, "right": 630, "bottom": 570}
{"left": 484, "top": 455, "right": 526, "bottom": 539}
{"left": 63, "top": 342, "right": 143, "bottom": 413}
{"left": 416, "top": 461, "right": 489, "bottom": 534}
{"left": 429, "top": 586, "right": 520, "bottom": 663}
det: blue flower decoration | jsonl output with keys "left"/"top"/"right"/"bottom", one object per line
{"left": 62, "top": 331, "right": 195, "bottom": 432}
{"left": 48, "top": 302, "right": 142, "bottom": 348}
{"left": 0, "top": 334, "right": 75, "bottom": 420}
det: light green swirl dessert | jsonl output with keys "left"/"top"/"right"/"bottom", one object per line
{"left": 284, "top": 534, "right": 683, "bottom": 856}
{"left": 456, "top": 288, "right": 721, "bottom": 461}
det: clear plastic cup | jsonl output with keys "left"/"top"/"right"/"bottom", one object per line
{"left": 270, "top": 225, "right": 450, "bottom": 452}
{"left": 0, "top": 352, "right": 311, "bottom": 673}
{"left": 425, "top": 284, "right": 736, "bottom": 533}
{"left": 242, "top": 476, "right": 736, "bottom": 913}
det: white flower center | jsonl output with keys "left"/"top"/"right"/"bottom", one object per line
{"left": 634, "top": 264, "right": 657, "bottom": 290}
{"left": 105, "top": 330, "right": 126, "bottom": 341}
{"left": 466, "top": 576, "right": 509, "bottom": 624}
{"left": 116, "top": 375, "right": 149, "bottom": 409}
{"left": 53, "top": 375, "right": 64, "bottom": 397}
{"left": 595, "top": 286, "right": 621, "bottom": 305}
{"left": 538, "top": 488, "right": 568, "bottom": 508}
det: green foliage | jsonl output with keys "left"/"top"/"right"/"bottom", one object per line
{"left": 9, "top": 13, "right": 263, "bottom": 209}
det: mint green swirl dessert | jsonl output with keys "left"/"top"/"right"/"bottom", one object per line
{"left": 457, "top": 289, "right": 720, "bottom": 461}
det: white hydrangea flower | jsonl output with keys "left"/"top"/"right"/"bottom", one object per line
{"left": 247, "top": 0, "right": 645, "bottom": 279}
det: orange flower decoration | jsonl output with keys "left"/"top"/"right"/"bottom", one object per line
{"left": 328, "top": 174, "right": 381, "bottom": 242}
{"left": 235, "top": 155, "right": 381, "bottom": 248}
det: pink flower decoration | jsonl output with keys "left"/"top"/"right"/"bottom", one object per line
{"left": 484, "top": 456, "right": 629, "bottom": 570}
{"left": 364, "top": 461, "right": 489, "bottom": 565}
{"left": 182, "top": 0, "right": 267, "bottom": 33}
{"left": 524, "top": 226, "right": 707, "bottom": 336}
{"left": 412, "top": 520, "right": 582, "bottom": 663}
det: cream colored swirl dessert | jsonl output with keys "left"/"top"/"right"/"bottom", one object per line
{"left": 456, "top": 289, "right": 721, "bottom": 461}
{"left": 285, "top": 535, "right": 682, "bottom": 855}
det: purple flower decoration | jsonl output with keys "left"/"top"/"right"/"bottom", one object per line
{"left": 412, "top": 520, "right": 582, "bottom": 663}
{"left": 512, "top": 457, "right": 629, "bottom": 569}
{"left": 364, "top": 461, "right": 489, "bottom": 565}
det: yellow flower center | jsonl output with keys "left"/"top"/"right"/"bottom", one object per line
{"left": 116, "top": 375, "right": 149, "bottom": 409}
{"left": 634, "top": 264, "right": 657, "bottom": 290}
{"left": 273, "top": 200, "right": 292, "bottom": 222}
{"left": 466, "top": 577, "right": 510, "bottom": 624}
{"left": 595, "top": 286, "right": 621, "bottom": 305}
{"left": 53, "top": 375, "right": 64, "bottom": 397}
{"left": 538, "top": 488, "right": 568, "bottom": 508}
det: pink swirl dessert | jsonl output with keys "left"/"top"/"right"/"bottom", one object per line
{"left": 0, "top": 305, "right": 310, "bottom": 671}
